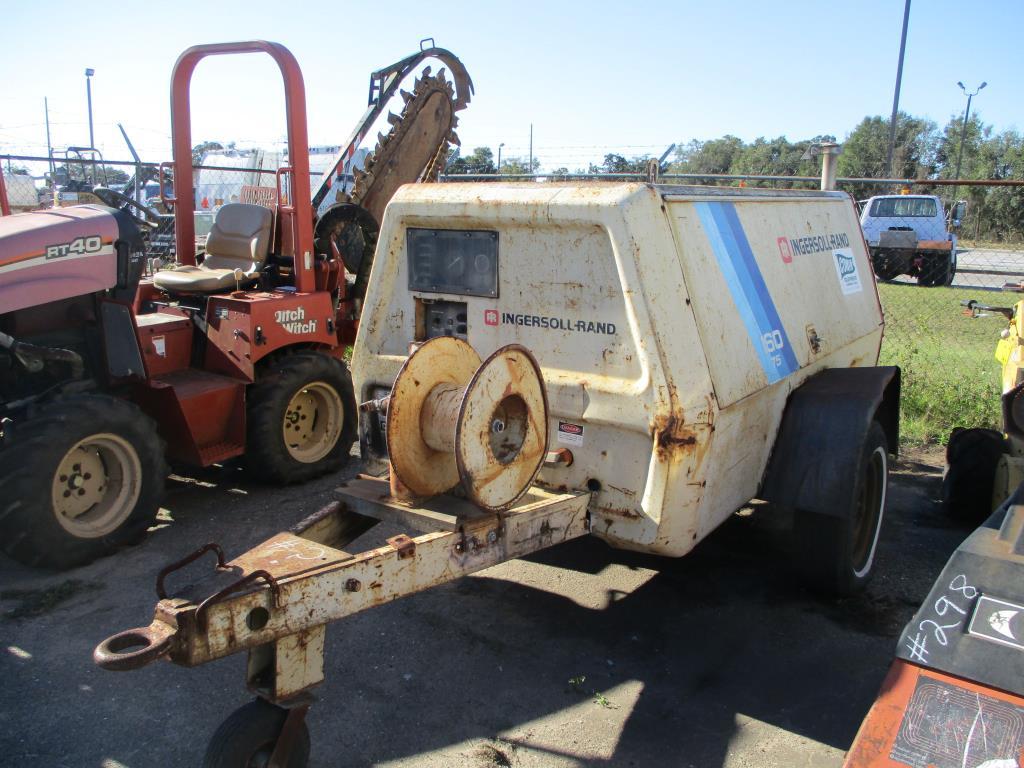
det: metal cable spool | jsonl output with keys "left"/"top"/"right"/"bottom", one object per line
{"left": 383, "top": 336, "right": 548, "bottom": 511}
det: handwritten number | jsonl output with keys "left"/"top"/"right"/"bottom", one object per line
{"left": 949, "top": 575, "right": 978, "bottom": 599}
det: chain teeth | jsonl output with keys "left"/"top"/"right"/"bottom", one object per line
{"left": 352, "top": 67, "right": 461, "bottom": 205}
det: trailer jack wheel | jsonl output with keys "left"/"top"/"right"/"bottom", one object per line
{"left": 203, "top": 699, "right": 310, "bottom": 768}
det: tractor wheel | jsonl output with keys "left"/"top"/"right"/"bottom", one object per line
{"left": 941, "top": 427, "right": 1006, "bottom": 524}
{"left": 203, "top": 699, "right": 310, "bottom": 768}
{"left": 796, "top": 421, "right": 888, "bottom": 596}
{"left": 0, "top": 394, "right": 166, "bottom": 569}
{"left": 246, "top": 352, "right": 357, "bottom": 483}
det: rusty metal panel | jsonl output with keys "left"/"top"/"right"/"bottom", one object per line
{"left": 353, "top": 183, "right": 885, "bottom": 558}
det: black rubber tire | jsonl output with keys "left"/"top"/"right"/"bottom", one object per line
{"left": 871, "top": 250, "right": 906, "bottom": 281}
{"left": 0, "top": 394, "right": 166, "bottom": 569}
{"left": 941, "top": 427, "right": 1006, "bottom": 524}
{"left": 917, "top": 255, "right": 951, "bottom": 287}
{"left": 203, "top": 699, "right": 310, "bottom": 768}
{"left": 796, "top": 421, "right": 888, "bottom": 596}
{"left": 246, "top": 352, "right": 357, "bottom": 484}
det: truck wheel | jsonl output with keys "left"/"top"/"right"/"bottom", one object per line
{"left": 917, "top": 255, "right": 951, "bottom": 287}
{"left": 203, "top": 699, "right": 310, "bottom": 768}
{"left": 246, "top": 352, "right": 357, "bottom": 483}
{"left": 871, "top": 250, "right": 905, "bottom": 281}
{"left": 0, "top": 394, "right": 166, "bottom": 569}
{"left": 941, "top": 427, "right": 1005, "bottom": 524}
{"left": 796, "top": 421, "right": 888, "bottom": 596}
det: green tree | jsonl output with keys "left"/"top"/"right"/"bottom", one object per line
{"left": 836, "top": 113, "right": 937, "bottom": 197}
{"left": 499, "top": 156, "right": 540, "bottom": 175}
{"left": 447, "top": 146, "right": 496, "bottom": 175}
{"left": 670, "top": 135, "right": 744, "bottom": 175}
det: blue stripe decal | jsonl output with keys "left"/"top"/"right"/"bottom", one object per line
{"left": 695, "top": 201, "right": 799, "bottom": 382}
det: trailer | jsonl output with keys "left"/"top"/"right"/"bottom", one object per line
{"left": 96, "top": 181, "right": 899, "bottom": 766}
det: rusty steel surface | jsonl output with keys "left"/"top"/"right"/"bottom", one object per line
{"left": 455, "top": 344, "right": 549, "bottom": 511}
{"left": 350, "top": 70, "right": 461, "bottom": 228}
{"left": 386, "top": 336, "right": 480, "bottom": 496}
{"left": 93, "top": 485, "right": 590, "bottom": 677}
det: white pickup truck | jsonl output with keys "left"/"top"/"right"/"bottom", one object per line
{"left": 860, "top": 193, "right": 965, "bottom": 286}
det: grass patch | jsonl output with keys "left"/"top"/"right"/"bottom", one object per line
{"left": 878, "top": 282, "right": 1004, "bottom": 447}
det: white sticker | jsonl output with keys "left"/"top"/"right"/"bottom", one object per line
{"left": 833, "top": 248, "right": 862, "bottom": 295}
{"left": 557, "top": 421, "right": 584, "bottom": 446}
{"left": 152, "top": 336, "right": 166, "bottom": 357}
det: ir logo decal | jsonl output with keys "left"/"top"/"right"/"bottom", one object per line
{"left": 484, "top": 309, "right": 499, "bottom": 326}
{"left": 777, "top": 237, "right": 793, "bottom": 264}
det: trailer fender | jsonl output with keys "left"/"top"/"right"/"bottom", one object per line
{"left": 759, "top": 366, "right": 900, "bottom": 518}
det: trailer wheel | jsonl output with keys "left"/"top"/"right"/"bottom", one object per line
{"left": 941, "top": 427, "right": 1005, "bottom": 523}
{"left": 246, "top": 352, "right": 357, "bottom": 483}
{"left": 796, "top": 421, "right": 888, "bottom": 596}
{"left": 0, "top": 394, "right": 166, "bottom": 569}
{"left": 203, "top": 699, "right": 310, "bottom": 768}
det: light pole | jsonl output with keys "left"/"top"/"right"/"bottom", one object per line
{"left": 497, "top": 142, "right": 504, "bottom": 173}
{"left": 84, "top": 68, "right": 95, "bottom": 149}
{"left": 886, "top": 0, "right": 911, "bottom": 177}
{"left": 950, "top": 81, "right": 983, "bottom": 204}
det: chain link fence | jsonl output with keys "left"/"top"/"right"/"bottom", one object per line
{"left": 5, "top": 153, "right": 1022, "bottom": 448}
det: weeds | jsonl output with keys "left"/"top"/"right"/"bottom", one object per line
{"left": 567, "top": 675, "right": 615, "bottom": 708}
{"left": 878, "top": 282, "right": 1004, "bottom": 447}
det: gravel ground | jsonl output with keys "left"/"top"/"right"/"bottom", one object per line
{"left": 0, "top": 449, "right": 968, "bottom": 767}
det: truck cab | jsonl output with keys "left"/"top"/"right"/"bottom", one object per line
{"left": 860, "top": 193, "right": 965, "bottom": 286}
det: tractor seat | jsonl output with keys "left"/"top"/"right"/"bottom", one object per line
{"left": 153, "top": 204, "right": 273, "bottom": 294}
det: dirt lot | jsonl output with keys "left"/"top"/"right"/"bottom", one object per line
{"left": 0, "top": 450, "right": 968, "bottom": 767}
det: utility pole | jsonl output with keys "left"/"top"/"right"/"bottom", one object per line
{"left": 44, "top": 97, "right": 54, "bottom": 177}
{"left": 886, "top": 0, "right": 911, "bottom": 177}
{"left": 85, "top": 68, "right": 95, "bottom": 149}
{"left": 529, "top": 124, "right": 533, "bottom": 177}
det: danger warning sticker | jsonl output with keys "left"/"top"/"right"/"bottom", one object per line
{"left": 557, "top": 421, "right": 584, "bottom": 446}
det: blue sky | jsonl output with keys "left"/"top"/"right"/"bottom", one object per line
{"left": 2, "top": 0, "right": 1021, "bottom": 172}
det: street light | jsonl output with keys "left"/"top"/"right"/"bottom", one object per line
{"left": 951, "top": 80, "right": 986, "bottom": 205}
{"left": 497, "top": 142, "right": 505, "bottom": 173}
{"left": 84, "top": 68, "right": 95, "bottom": 150}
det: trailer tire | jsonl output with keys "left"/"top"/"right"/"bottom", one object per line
{"left": 203, "top": 699, "right": 310, "bottom": 768}
{"left": 796, "top": 421, "right": 888, "bottom": 596}
{"left": 0, "top": 394, "right": 166, "bottom": 569}
{"left": 246, "top": 352, "right": 357, "bottom": 483}
{"left": 941, "top": 427, "right": 1005, "bottom": 523}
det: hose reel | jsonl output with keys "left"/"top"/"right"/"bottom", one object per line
{"left": 370, "top": 336, "right": 548, "bottom": 511}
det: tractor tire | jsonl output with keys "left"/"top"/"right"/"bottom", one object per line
{"left": 246, "top": 352, "right": 357, "bottom": 484}
{"left": 203, "top": 699, "right": 310, "bottom": 768}
{"left": 941, "top": 427, "right": 1006, "bottom": 524}
{"left": 0, "top": 394, "right": 166, "bottom": 569}
{"left": 796, "top": 421, "right": 889, "bottom": 596}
